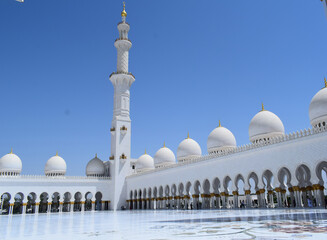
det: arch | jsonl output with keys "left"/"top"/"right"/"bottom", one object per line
{"left": 262, "top": 170, "right": 274, "bottom": 190}
{"left": 62, "top": 192, "right": 71, "bottom": 212}
{"left": 164, "top": 185, "right": 170, "bottom": 197}
{"left": 193, "top": 180, "right": 201, "bottom": 195}
{"left": 316, "top": 161, "right": 327, "bottom": 184}
{"left": 153, "top": 187, "right": 158, "bottom": 198}
{"left": 171, "top": 184, "right": 177, "bottom": 196}
{"left": 295, "top": 164, "right": 312, "bottom": 187}
{"left": 202, "top": 179, "right": 210, "bottom": 194}
{"left": 247, "top": 172, "right": 259, "bottom": 192}
{"left": 278, "top": 167, "right": 292, "bottom": 189}
{"left": 212, "top": 177, "right": 220, "bottom": 194}
{"left": 39, "top": 192, "right": 49, "bottom": 213}
{"left": 223, "top": 176, "right": 232, "bottom": 193}
{"left": 26, "top": 192, "right": 36, "bottom": 214}
{"left": 74, "top": 192, "right": 82, "bottom": 212}
{"left": 85, "top": 192, "right": 93, "bottom": 211}
{"left": 235, "top": 174, "right": 245, "bottom": 195}
{"left": 51, "top": 192, "right": 60, "bottom": 213}
{"left": 178, "top": 183, "right": 184, "bottom": 196}
{"left": 13, "top": 192, "right": 24, "bottom": 214}
{"left": 1, "top": 192, "right": 11, "bottom": 215}
{"left": 185, "top": 181, "right": 192, "bottom": 196}
{"left": 95, "top": 192, "right": 103, "bottom": 211}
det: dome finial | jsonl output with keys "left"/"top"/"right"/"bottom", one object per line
{"left": 144, "top": 149, "right": 147, "bottom": 154}
{"left": 163, "top": 142, "right": 166, "bottom": 148}
{"left": 187, "top": 132, "right": 190, "bottom": 139}
{"left": 121, "top": 2, "right": 127, "bottom": 17}
{"left": 10, "top": 148, "right": 13, "bottom": 154}
{"left": 95, "top": 153, "right": 97, "bottom": 158}
{"left": 218, "top": 120, "right": 221, "bottom": 127}
{"left": 324, "top": 77, "right": 327, "bottom": 88}
{"left": 56, "top": 151, "right": 58, "bottom": 156}
{"left": 261, "top": 103, "right": 265, "bottom": 112}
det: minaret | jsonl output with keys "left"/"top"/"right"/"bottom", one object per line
{"left": 323, "top": 0, "right": 327, "bottom": 18}
{"left": 109, "top": 2, "right": 135, "bottom": 210}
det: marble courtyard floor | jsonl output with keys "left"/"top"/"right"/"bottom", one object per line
{"left": 1, "top": 209, "right": 327, "bottom": 239}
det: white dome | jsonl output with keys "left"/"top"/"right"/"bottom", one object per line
{"left": 45, "top": 153, "right": 67, "bottom": 176}
{"left": 309, "top": 85, "right": 327, "bottom": 127}
{"left": 154, "top": 144, "right": 176, "bottom": 168}
{"left": 249, "top": 107, "right": 285, "bottom": 143}
{"left": 177, "top": 135, "right": 202, "bottom": 162}
{"left": 207, "top": 123, "right": 236, "bottom": 154}
{"left": 135, "top": 152, "right": 154, "bottom": 173}
{"left": 86, "top": 155, "right": 105, "bottom": 177}
{"left": 0, "top": 151, "right": 22, "bottom": 175}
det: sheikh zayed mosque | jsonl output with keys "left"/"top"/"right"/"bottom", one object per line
{"left": 1, "top": 2, "right": 327, "bottom": 215}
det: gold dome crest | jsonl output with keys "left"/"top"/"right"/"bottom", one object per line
{"left": 121, "top": 2, "right": 127, "bottom": 17}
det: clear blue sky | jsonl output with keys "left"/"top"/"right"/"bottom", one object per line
{"left": 0, "top": 0, "right": 326, "bottom": 176}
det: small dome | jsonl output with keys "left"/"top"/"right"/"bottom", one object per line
{"left": 86, "top": 154, "right": 105, "bottom": 177}
{"left": 135, "top": 151, "right": 155, "bottom": 173}
{"left": 0, "top": 150, "right": 22, "bottom": 175}
{"left": 177, "top": 133, "right": 202, "bottom": 162}
{"left": 207, "top": 121, "right": 236, "bottom": 154}
{"left": 249, "top": 105, "right": 285, "bottom": 143}
{"left": 45, "top": 153, "right": 67, "bottom": 176}
{"left": 309, "top": 81, "right": 327, "bottom": 128}
{"left": 154, "top": 143, "right": 176, "bottom": 168}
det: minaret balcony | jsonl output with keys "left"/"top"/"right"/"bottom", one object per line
{"left": 109, "top": 71, "right": 135, "bottom": 79}
{"left": 115, "top": 38, "right": 131, "bottom": 44}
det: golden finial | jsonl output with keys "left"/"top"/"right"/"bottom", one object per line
{"left": 10, "top": 148, "right": 13, "bottom": 154}
{"left": 95, "top": 153, "right": 97, "bottom": 158}
{"left": 324, "top": 77, "right": 327, "bottom": 88}
{"left": 144, "top": 149, "right": 147, "bottom": 154}
{"left": 56, "top": 151, "right": 58, "bottom": 156}
{"left": 163, "top": 142, "right": 166, "bottom": 148}
{"left": 121, "top": 2, "right": 127, "bottom": 17}
{"left": 261, "top": 103, "right": 265, "bottom": 112}
{"left": 187, "top": 132, "right": 190, "bottom": 139}
{"left": 218, "top": 120, "right": 221, "bottom": 127}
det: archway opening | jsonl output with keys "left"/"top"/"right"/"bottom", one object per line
{"left": 95, "top": 192, "right": 102, "bottom": 211}
{"left": 51, "top": 192, "right": 60, "bottom": 213}
{"left": 39, "top": 192, "right": 49, "bottom": 213}
{"left": 63, "top": 192, "right": 71, "bottom": 212}
{"left": 26, "top": 192, "right": 36, "bottom": 214}
{"left": 74, "top": 192, "right": 82, "bottom": 212}
{"left": 13, "top": 192, "right": 24, "bottom": 214}
{"left": 1, "top": 193, "right": 11, "bottom": 215}
{"left": 85, "top": 192, "right": 93, "bottom": 211}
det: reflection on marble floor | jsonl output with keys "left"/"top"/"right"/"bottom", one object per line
{"left": 0, "top": 209, "right": 327, "bottom": 239}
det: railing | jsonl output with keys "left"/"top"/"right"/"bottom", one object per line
{"left": 115, "top": 38, "right": 131, "bottom": 44}
{"left": 0, "top": 175, "right": 111, "bottom": 180}
{"left": 117, "top": 21, "right": 130, "bottom": 27}
{"left": 128, "top": 125, "right": 327, "bottom": 178}
{"left": 110, "top": 71, "right": 135, "bottom": 79}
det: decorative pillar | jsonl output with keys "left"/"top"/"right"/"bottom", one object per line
{"left": 210, "top": 193, "right": 215, "bottom": 209}
{"left": 81, "top": 201, "right": 85, "bottom": 212}
{"left": 220, "top": 192, "right": 227, "bottom": 209}
{"left": 259, "top": 189, "right": 266, "bottom": 208}
{"left": 301, "top": 188, "right": 308, "bottom": 207}
{"left": 9, "top": 204, "right": 14, "bottom": 215}
{"left": 232, "top": 191, "right": 239, "bottom": 209}
{"left": 216, "top": 194, "right": 221, "bottom": 209}
{"left": 306, "top": 186, "right": 314, "bottom": 207}
{"left": 267, "top": 190, "right": 274, "bottom": 208}
{"left": 91, "top": 201, "right": 96, "bottom": 211}
{"left": 22, "top": 203, "right": 27, "bottom": 214}
{"left": 292, "top": 186, "right": 302, "bottom": 208}
{"left": 274, "top": 188, "right": 282, "bottom": 208}
{"left": 244, "top": 190, "right": 251, "bottom": 208}
{"left": 192, "top": 194, "right": 199, "bottom": 209}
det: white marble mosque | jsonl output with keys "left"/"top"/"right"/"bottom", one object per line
{"left": 1, "top": 2, "right": 327, "bottom": 217}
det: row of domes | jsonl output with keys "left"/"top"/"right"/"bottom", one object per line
{"left": 135, "top": 81, "right": 327, "bottom": 173}
{"left": 0, "top": 151, "right": 106, "bottom": 177}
